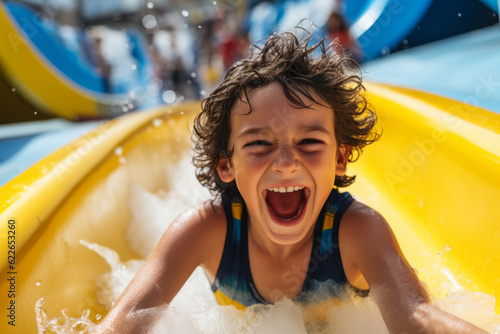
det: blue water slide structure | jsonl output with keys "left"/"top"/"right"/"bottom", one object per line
{"left": 6, "top": 1, "right": 106, "bottom": 93}
{"left": 248, "top": 0, "right": 434, "bottom": 61}
{"left": 345, "top": 0, "right": 433, "bottom": 60}
{"left": 478, "top": 0, "right": 499, "bottom": 11}
{"left": 2, "top": 1, "right": 158, "bottom": 115}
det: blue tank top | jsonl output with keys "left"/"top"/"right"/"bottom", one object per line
{"left": 211, "top": 188, "right": 357, "bottom": 310}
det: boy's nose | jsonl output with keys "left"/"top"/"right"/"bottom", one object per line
{"left": 272, "top": 145, "right": 300, "bottom": 176}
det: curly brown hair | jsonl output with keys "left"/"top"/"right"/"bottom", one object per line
{"left": 192, "top": 27, "right": 379, "bottom": 199}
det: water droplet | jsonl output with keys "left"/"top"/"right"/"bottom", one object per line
{"left": 153, "top": 118, "right": 163, "bottom": 127}
{"left": 444, "top": 245, "right": 451, "bottom": 252}
{"left": 438, "top": 251, "right": 444, "bottom": 256}
{"left": 180, "top": 111, "right": 184, "bottom": 115}
{"left": 119, "top": 156, "right": 127, "bottom": 164}
{"left": 213, "top": 1, "right": 217, "bottom": 4}
{"left": 41, "top": 168, "right": 47, "bottom": 174}
{"left": 35, "top": 280, "right": 41, "bottom": 286}
{"left": 402, "top": 39, "right": 408, "bottom": 45}
{"left": 458, "top": 13, "right": 462, "bottom": 17}
{"left": 181, "top": 10, "right": 189, "bottom": 17}
{"left": 122, "top": 106, "right": 128, "bottom": 112}
{"left": 95, "top": 314, "right": 102, "bottom": 320}
{"left": 147, "top": 2, "right": 154, "bottom": 9}
{"left": 23, "top": 185, "right": 28, "bottom": 190}
{"left": 11, "top": 88, "right": 16, "bottom": 92}
{"left": 142, "top": 14, "right": 158, "bottom": 30}
{"left": 114, "top": 147, "right": 123, "bottom": 156}
{"left": 198, "top": 25, "right": 202, "bottom": 29}
{"left": 162, "top": 90, "right": 176, "bottom": 104}
{"left": 191, "top": 72, "right": 196, "bottom": 78}
{"left": 34, "top": 111, "right": 38, "bottom": 115}
{"left": 199, "top": 90, "right": 206, "bottom": 96}
{"left": 131, "top": 64, "right": 137, "bottom": 71}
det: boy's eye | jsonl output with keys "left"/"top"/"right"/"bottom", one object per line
{"left": 244, "top": 140, "right": 272, "bottom": 147}
{"left": 298, "top": 138, "right": 324, "bottom": 145}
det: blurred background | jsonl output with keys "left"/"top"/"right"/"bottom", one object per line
{"left": 0, "top": 0, "right": 499, "bottom": 185}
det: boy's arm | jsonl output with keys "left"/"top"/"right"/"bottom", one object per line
{"left": 94, "top": 200, "right": 226, "bottom": 333}
{"left": 340, "top": 202, "right": 487, "bottom": 334}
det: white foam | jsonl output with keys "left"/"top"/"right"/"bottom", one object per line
{"left": 126, "top": 158, "right": 210, "bottom": 257}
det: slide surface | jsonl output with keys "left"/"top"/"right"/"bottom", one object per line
{"left": 1, "top": 84, "right": 499, "bottom": 332}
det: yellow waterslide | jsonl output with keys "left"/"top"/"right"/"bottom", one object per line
{"left": 0, "top": 2, "right": 114, "bottom": 120}
{"left": 1, "top": 83, "right": 499, "bottom": 333}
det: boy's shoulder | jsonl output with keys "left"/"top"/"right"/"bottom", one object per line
{"left": 339, "top": 200, "right": 401, "bottom": 290}
{"left": 172, "top": 199, "right": 227, "bottom": 242}
{"left": 164, "top": 199, "right": 227, "bottom": 272}
{"left": 340, "top": 200, "right": 395, "bottom": 248}
{"left": 342, "top": 200, "right": 388, "bottom": 232}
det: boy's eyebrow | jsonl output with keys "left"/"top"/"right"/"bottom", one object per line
{"left": 236, "top": 125, "right": 331, "bottom": 140}
{"left": 299, "top": 125, "right": 331, "bottom": 135}
{"left": 236, "top": 127, "right": 272, "bottom": 140}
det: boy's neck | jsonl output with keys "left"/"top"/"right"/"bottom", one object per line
{"left": 247, "top": 216, "right": 316, "bottom": 260}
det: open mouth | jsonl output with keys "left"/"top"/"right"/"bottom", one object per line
{"left": 265, "top": 186, "right": 309, "bottom": 223}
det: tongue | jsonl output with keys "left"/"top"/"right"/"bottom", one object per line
{"left": 266, "top": 190, "right": 302, "bottom": 219}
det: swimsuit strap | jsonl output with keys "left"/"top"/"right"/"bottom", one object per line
{"left": 211, "top": 196, "right": 259, "bottom": 308}
{"left": 302, "top": 189, "right": 354, "bottom": 291}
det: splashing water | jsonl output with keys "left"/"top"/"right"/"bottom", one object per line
{"left": 35, "top": 156, "right": 500, "bottom": 333}
{"left": 36, "top": 297, "right": 96, "bottom": 333}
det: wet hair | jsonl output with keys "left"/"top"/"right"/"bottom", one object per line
{"left": 192, "top": 26, "right": 380, "bottom": 199}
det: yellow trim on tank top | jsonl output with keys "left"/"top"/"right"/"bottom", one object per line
{"left": 213, "top": 289, "right": 248, "bottom": 310}
{"left": 231, "top": 202, "right": 243, "bottom": 221}
{"left": 322, "top": 212, "right": 335, "bottom": 231}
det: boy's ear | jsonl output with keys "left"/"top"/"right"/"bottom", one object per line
{"left": 217, "top": 157, "right": 235, "bottom": 183}
{"left": 335, "top": 144, "right": 350, "bottom": 176}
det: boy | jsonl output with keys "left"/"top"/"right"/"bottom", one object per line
{"left": 96, "top": 29, "right": 486, "bottom": 333}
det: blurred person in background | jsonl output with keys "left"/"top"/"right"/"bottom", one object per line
{"left": 89, "top": 28, "right": 112, "bottom": 93}
{"left": 326, "top": 10, "right": 362, "bottom": 63}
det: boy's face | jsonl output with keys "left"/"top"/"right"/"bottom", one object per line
{"left": 217, "top": 82, "right": 349, "bottom": 246}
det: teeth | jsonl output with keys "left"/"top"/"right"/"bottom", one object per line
{"left": 267, "top": 186, "right": 304, "bottom": 193}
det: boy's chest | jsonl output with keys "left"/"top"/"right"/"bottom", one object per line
{"left": 248, "top": 239, "right": 313, "bottom": 303}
